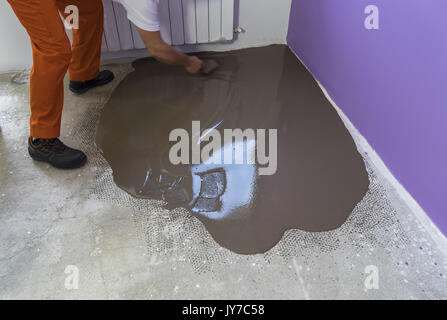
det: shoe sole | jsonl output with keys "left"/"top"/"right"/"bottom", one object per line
{"left": 69, "top": 73, "right": 115, "bottom": 95}
{"left": 29, "top": 152, "right": 87, "bottom": 170}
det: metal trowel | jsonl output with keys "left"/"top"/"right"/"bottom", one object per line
{"left": 201, "top": 59, "right": 220, "bottom": 75}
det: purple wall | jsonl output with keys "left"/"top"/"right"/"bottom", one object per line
{"left": 287, "top": 0, "right": 447, "bottom": 234}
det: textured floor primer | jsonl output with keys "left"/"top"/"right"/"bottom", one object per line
{"left": 96, "top": 45, "right": 369, "bottom": 254}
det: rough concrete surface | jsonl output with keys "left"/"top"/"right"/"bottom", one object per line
{"left": 0, "top": 59, "right": 446, "bottom": 299}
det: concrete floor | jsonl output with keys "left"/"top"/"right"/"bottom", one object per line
{"left": 1, "top": 62, "right": 447, "bottom": 299}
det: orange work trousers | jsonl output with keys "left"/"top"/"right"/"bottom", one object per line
{"left": 7, "top": 0, "right": 104, "bottom": 138}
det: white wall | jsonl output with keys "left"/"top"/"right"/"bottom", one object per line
{"left": 227, "top": 0, "right": 292, "bottom": 49}
{"left": 0, "top": 0, "right": 292, "bottom": 71}
{"left": 0, "top": 1, "right": 33, "bottom": 71}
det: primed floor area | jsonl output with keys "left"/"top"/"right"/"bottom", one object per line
{"left": 1, "top": 56, "right": 447, "bottom": 299}
{"left": 96, "top": 46, "right": 369, "bottom": 254}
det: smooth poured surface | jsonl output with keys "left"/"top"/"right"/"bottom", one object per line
{"left": 96, "top": 45, "right": 369, "bottom": 254}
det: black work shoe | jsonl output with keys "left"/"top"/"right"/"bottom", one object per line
{"left": 69, "top": 70, "right": 114, "bottom": 95}
{"left": 28, "top": 137, "right": 87, "bottom": 169}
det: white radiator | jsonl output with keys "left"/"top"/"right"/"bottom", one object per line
{"left": 102, "top": 0, "right": 235, "bottom": 52}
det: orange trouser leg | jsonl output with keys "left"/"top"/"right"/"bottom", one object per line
{"left": 7, "top": 0, "right": 71, "bottom": 138}
{"left": 7, "top": 0, "right": 104, "bottom": 138}
{"left": 56, "top": 0, "right": 104, "bottom": 82}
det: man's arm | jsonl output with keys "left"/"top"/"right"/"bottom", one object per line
{"left": 137, "top": 28, "right": 203, "bottom": 74}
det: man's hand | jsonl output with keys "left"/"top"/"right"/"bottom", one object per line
{"left": 185, "top": 56, "right": 203, "bottom": 74}
{"left": 137, "top": 28, "right": 203, "bottom": 74}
